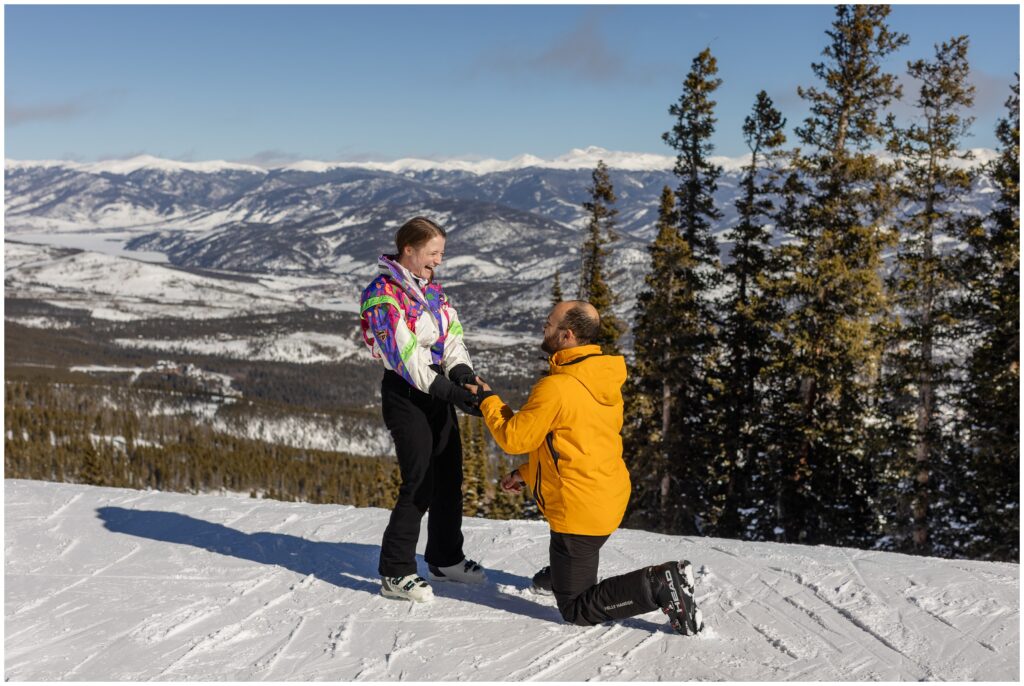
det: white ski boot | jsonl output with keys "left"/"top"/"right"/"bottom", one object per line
{"left": 427, "top": 558, "right": 487, "bottom": 584}
{"left": 381, "top": 573, "right": 435, "bottom": 603}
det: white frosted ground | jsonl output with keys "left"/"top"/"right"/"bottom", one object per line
{"left": 5, "top": 480, "right": 1018, "bottom": 681}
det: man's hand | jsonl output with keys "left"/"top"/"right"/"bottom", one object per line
{"left": 500, "top": 469, "right": 525, "bottom": 494}
{"left": 464, "top": 375, "right": 494, "bottom": 402}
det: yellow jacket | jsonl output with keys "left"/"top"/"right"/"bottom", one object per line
{"left": 480, "top": 344, "right": 631, "bottom": 536}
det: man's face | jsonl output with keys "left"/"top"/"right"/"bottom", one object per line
{"left": 541, "top": 305, "right": 569, "bottom": 355}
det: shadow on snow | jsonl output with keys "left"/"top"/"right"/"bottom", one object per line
{"left": 95, "top": 506, "right": 669, "bottom": 630}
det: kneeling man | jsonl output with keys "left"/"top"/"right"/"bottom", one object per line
{"left": 468, "top": 300, "right": 703, "bottom": 635}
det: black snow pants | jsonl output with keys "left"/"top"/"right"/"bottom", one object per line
{"left": 550, "top": 531, "right": 659, "bottom": 626}
{"left": 377, "top": 368, "right": 466, "bottom": 578}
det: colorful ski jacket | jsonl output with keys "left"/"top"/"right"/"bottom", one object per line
{"left": 360, "top": 254, "right": 473, "bottom": 393}
{"left": 479, "top": 344, "right": 631, "bottom": 536}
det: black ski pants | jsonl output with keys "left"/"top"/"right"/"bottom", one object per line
{"left": 378, "top": 369, "right": 466, "bottom": 578}
{"left": 550, "top": 531, "right": 659, "bottom": 626}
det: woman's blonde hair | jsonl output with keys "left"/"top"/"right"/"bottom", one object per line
{"left": 396, "top": 217, "right": 446, "bottom": 255}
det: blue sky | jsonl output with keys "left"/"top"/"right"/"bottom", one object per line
{"left": 5, "top": 4, "right": 1020, "bottom": 164}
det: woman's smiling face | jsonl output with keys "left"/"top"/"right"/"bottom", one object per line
{"left": 400, "top": 235, "right": 446, "bottom": 281}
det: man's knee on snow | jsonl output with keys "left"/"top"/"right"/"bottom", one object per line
{"left": 556, "top": 598, "right": 595, "bottom": 626}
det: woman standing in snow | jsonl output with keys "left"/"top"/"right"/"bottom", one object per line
{"left": 359, "top": 216, "right": 487, "bottom": 602}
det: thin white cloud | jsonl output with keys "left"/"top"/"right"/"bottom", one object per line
{"left": 470, "top": 8, "right": 646, "bottom": 84}
{"left": 530, "top": 11, "right": 624, "bottom": 81}
{"left": 969, "top": 68, "right": 1019, "bottom": 118}
{"left": 6, "top": 100, "right": 88, "bottom": 127}
{"left": 7, "top": 89, "right": 129, "bottom": 128}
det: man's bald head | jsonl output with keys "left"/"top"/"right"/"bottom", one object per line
{"left": 549, "top": 300, "right": 601, "bottom": 347}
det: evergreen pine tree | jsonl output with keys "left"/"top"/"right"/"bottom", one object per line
{"left": 645, "top": 46, "right": 724, "bottom": 534}
{"left": 551, "top": 272, "right": 564, "bottom": 306}
{"left": 371, "top": 459, "right": 393, "bottom": 508}
{"left": 874, "top": 35, "right": 975, "bottom": 556}
{"left": 764, "top": 4, "right": 908, "bottom": 546}
{"left": 623, "top": 185, "right": 693, "bottom": 531}
{"left": 951, "top": 74, "right": 1019, "bottom": 561}
{"left": 491, "top": 455, "right": 524, "bottom": 520}
{"left": 79, "top": 439, "right": 106, "bottom": 487}
{"left": 471, "top": 418, "right": 495, "bottom": 517}
{"left": 744, "top": 173, "right": 804, "bottom": 542}
{"left": 707, "top": 91, "right": 787, "bottom": 538}
{"left": 578, "top": 160, "right": 626, "bottom": 354}
{"left": 460, "top": 416, "right": 488, "bottom": 517}
{"left": 459, "top": 416, "right": 479, "bottom": 516}
{"left": 663, "top": 48, "right": 724, "bottom": 266}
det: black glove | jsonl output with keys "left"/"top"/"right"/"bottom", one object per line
{"left": 447, "top": 363, "right": 477, "bottom": 387}
{"left": 428, "top": 374, "right": 483, "bottom": 416}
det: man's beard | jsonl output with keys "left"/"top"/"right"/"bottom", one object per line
{"left": 540, "top": 332, "right": 559, "bottom": 355}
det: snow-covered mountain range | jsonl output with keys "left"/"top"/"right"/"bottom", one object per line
{"left": 5, "top": 148, "right": 695, "bottom": 237}
{"left": 5, "top": 479, "right": 1018, "bottom": 681}
{"left": 4, "top": 147, "right": 999, "bottom": 333}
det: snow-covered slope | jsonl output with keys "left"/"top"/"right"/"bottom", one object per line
{"left": 4, "top": 241, "right": 361, "bottom": 323}
{"left": 2, "top": 241, "right": 546, "bottom": 350}
{"left": 5, "top": 480, "right": 1018, "bottom": 681}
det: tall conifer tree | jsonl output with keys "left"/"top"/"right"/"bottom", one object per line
{"left": 460, "top": 416, "right": 488, "bottom": 517}
{"left": 623, "top": 186, "right": 696, "bottom": 531}
{"left": 874, "top": 36, "right": 975, "bottom": 555}
{"left": 765, "top": 5, "right": 908, "bottom": 546}
{"left": 653, "top": 47, "right": 725, "bottom": 534}
{"left": 550, "top": 272, "right": 564, "bottom": 306}
{"left": 664, "top": 48, "right": 724, "bottom": 267}
{"left": 708, "top": 91, "right": 787, "bottom": 537}
{"left": 751, "top": 171, "right": 809, "bottom": 542}
{"left": 578, "top": 160, "right": 625, "bottom": 353}
{"left": 951, "top": 74, "right": 1020, "bottom": 560}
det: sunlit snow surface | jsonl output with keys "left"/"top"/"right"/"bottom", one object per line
{"left": 5, "top": 480, "right": 1018, "bottom": 681}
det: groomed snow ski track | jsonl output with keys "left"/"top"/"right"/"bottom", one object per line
{"left": 4, "top": 480, "right": 1018, "bottom": 681}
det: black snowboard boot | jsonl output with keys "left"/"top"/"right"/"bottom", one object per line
{"left": 647, "top": 560, "right": 703, "bottom": 635}
{"left": 530, "top": 565, "right": 553, "bottom": 595}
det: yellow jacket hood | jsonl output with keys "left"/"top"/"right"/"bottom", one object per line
{"left": 548, "top": 345, "right": 627, "bottom": 406}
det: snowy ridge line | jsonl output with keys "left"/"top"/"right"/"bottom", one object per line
{"left": 4, "top": 480, "right": 1018, "bottom": 681}
{"left": 6, "top": 146, "right": 998, "bottom": 176}
{"left": 4, "top": 155, "right": 268, "bottom": 175}
{"left": 6, "top": 148, "right": 676, "bottom": 174}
